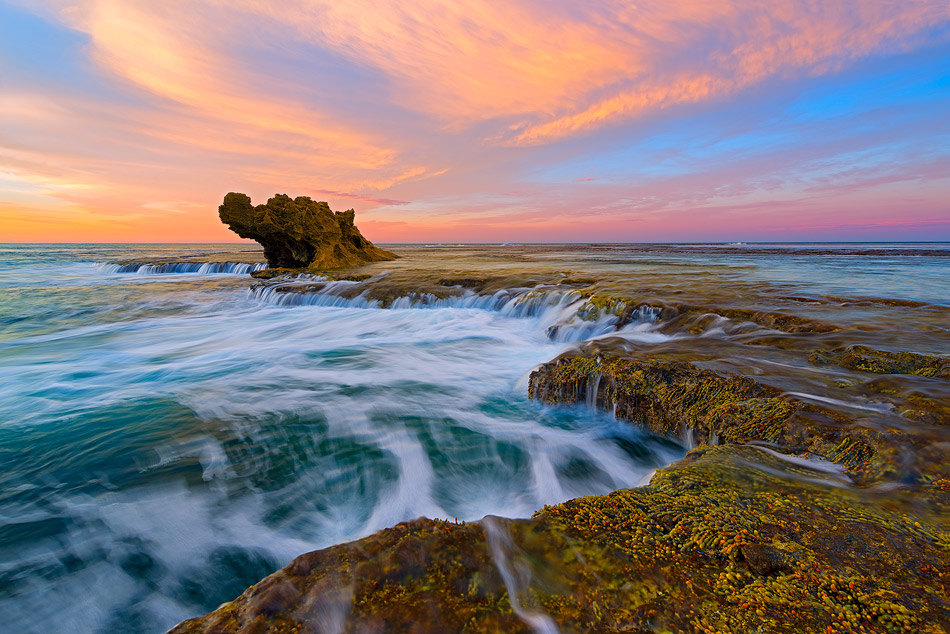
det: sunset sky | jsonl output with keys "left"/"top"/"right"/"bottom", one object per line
{"left": 1, "top": 0, "right": 948, "bottom": 243}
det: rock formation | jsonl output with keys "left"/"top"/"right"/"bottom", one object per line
{"left": 166, "top": 265, "right": 950, "bottom": 634}
{"left": 168, "top": 443, "right": 949, "bottom": 634}
{"left": 218, "top": 193, "right": 396, "bottom": 269}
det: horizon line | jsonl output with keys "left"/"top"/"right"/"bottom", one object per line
{"left": 3, "top": 241, "right": 950, "bottom": 246}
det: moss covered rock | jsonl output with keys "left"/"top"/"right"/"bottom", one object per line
{"left": 164, "top": 250, "right": 950, "bottom": 633}
{"left": 167, "top": 343, "right": 948, "bottom": 633}
{"left": 527, "top": 352, "right": 948, "bottom": 484}
{"left": 810, "top": 345, "right": 950, "bottom": 379}
{"left": 169, "top": 446, "right": 949, "bottom": 634}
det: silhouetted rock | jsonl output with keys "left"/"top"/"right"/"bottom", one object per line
{"left": 218, "top": 193, "right": 396, "bottom": 269}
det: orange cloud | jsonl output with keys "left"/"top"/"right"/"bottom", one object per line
{"left": 59, "top": 0, "right": 391, "bottom": 163}
{"left": 227, "top": 0, "right": 637, "bottom": 122}
{"left": 213, "top": 0, "right": 947, "bottom": 142}
{"left": 507, "top": 1, "right": 946, "bottom": 143}
{"left": 17, "top": 0, "right": 949, "bottom": 150}
{"left": 308, "top": 190, "right": 410, "bottom": 206}
{"left": 2, "top": 0, "right": 947, "bottom": 242}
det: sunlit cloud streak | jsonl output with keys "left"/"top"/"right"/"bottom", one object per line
{"left": 308, "top": 190, "right": 411, "bottom": 206}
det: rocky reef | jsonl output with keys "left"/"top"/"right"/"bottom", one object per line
{"left": 218, "top": 193, "right": 396, "bottom": 270}
{"left": 170, "top": 342, "right": 949, "bottom": 633}
{"left": 166, "top": 247, "right": 949, "bottom": 634}
{"left": 169, "top": 443, "right": 948, "bottom": 634}
{"left": 529, "top": 350, "right": 949, "bottom": 485}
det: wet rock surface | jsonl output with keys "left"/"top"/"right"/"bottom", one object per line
{"left": 528, "top": 345, "right": 949, "bottom": 485}
{"left": 218, "top": 193, "right": 396, "bottom": 269}
{"left": 165, "top": 245, "right": 949, "bottom": 634}
{"left": 169, "top": 343, "right": 948, "bottom": 633}
{"left": 169, "top": 445, "right": 949, "bottom": 634}
{"left": 809, "top": 345, "right": 950, "bottom": 380}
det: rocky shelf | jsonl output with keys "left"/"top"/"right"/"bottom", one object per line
{"left": 170, "top": 442, "right": 947, "bottom": 633}
{"left": 104, "top": 232, "right": 948, "bottom": 634}
{"left": 167, "top": 272, "right": 949, "bottom": 633}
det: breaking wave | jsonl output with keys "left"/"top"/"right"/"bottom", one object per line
{"left": 96, "top": 261, "right": 268, "bottom": 275}
{"left": 248, "top": 282, "right": 665, "bottom": 343}
{"left": 1, "top": 249, "right": 681, "bottom": 634}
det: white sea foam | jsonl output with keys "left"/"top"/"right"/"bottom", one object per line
{"left": 784, "top": 391, "right": 893, "bottom": 413}
{"left": 0, "top": 268, "right": 681, "bottom": 634}
{"left": 247, "top": 283, "right": 666, "bottom": 344}
{"left": 96, "top": 261, "right": 268, "bottom": 274}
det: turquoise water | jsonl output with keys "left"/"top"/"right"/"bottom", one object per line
{"left": 1, "top": 242, "right": 947, "bottom": 633}
{"left": 0, "top": 245, "right": 682, "bottom": 633}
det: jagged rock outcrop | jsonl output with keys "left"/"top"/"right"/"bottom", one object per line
{"left": 218, "top": 193, "right": 396, "bottom": 269}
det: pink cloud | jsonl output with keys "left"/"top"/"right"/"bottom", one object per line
{"left": 307, "top": 189, "right": 411, "bottom": 206}
{"left": 1, "top": 1, "right": 947, "bottom": 241}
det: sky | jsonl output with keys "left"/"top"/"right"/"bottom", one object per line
{"left": 1, "top": 0, "right": 949, "bottom": 243}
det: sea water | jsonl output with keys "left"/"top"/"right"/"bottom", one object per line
{"left": 0, "top": 244, "right": 682, "bottom": 633}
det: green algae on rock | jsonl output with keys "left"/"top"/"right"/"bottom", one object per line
{"left": 527, "top": 350, "right": 948, "bottom": 484}
{"left": 809, "top": 345, "right": 950, "bottom": 380}
{"left": 168, "top": 445, "right": 949, "bottom": 634}
{"left": 158, "top": 244, "right": 950, "bottom": 634}
{"left": 219, "top": 193, "right": 397, "bottom": 270}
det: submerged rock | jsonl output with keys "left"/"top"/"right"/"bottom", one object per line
{"left": 218, "top": 193, "right": 396, "bottom": 269}
{"left": 809, "top": 345, "right": 950, "bottom": 379}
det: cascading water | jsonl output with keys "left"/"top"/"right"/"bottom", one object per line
{"left": 96, "top": 261, "right": 269, "bottom": 274}
{"left": 483, "top": 517, "right": 561, "bottom": 634}
{"left": 0, "top": 246, "right": 682, "bottom": 634}
{"left": 585, "top": 372, "right": 602, "bottom": 409}
{"left": 247, "top": 281, "right": 667, "bottom": 343}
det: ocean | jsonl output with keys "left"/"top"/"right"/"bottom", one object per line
{"left": 0, "top": 242, "right": 947, "bottom": 633}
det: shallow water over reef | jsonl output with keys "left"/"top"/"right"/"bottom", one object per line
{"left": 0, "top": 244, "right": 680, "bottom": 634}
{"left": 0, "top": 243, "right": 948, "bottom": 634}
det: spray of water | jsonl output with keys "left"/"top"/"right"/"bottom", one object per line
{"left": 0, "top": 261, "right": 682, "bottom": 634}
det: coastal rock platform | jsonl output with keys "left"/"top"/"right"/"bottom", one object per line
{"left": 170, "top": 443, "right": 948, "bottom": 634}
{"left": 159, "top": 245, "right": 949, "bottom": 634}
